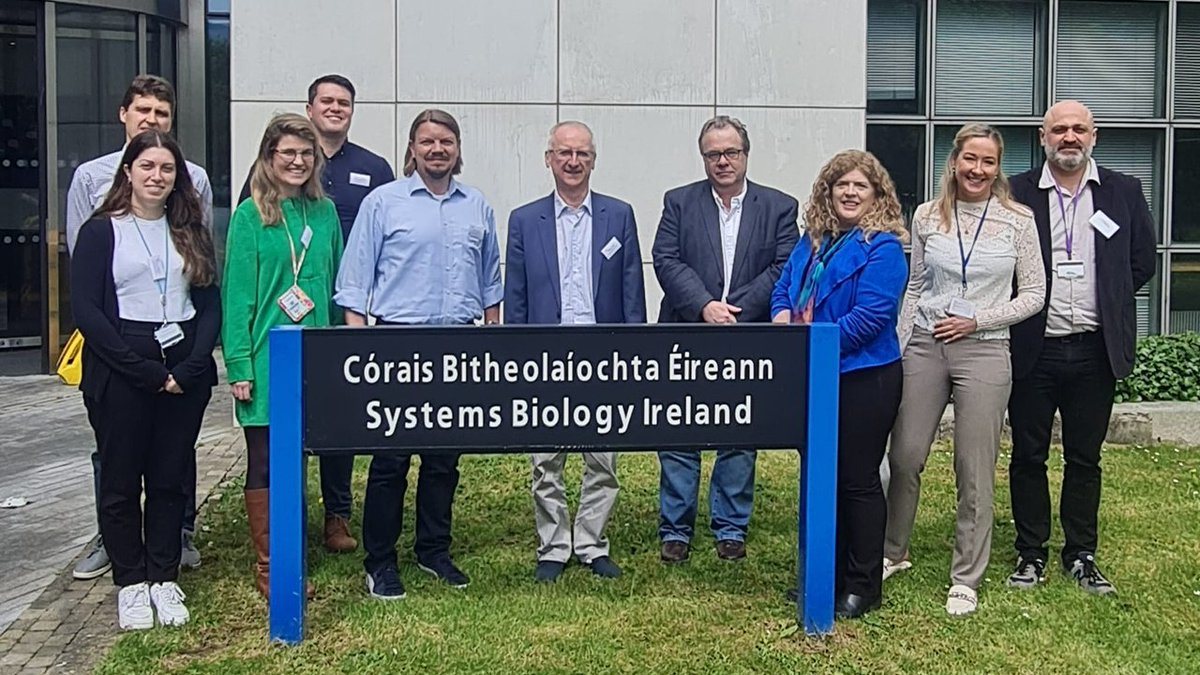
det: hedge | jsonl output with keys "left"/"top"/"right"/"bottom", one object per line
{"left": 1115, "top": 331, "right": 1200, "bottom": 403}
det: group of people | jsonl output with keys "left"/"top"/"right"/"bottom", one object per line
{"left": 67, "top": 72, "right": 1154, "bottom": 632}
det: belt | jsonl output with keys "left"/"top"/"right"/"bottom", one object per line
{"left": 1045, "top": 330, "right": 1102, "bottom": 344}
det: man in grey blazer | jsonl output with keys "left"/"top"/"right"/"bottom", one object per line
{"left": 651, "top": 115, "right": 800, "bottom": 564}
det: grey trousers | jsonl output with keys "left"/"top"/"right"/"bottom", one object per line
{"left": 532, "top": 451, "right": 619, "bottom": 564}
{"left": 884, "top": 329, "right": 1012, "bottom": 589}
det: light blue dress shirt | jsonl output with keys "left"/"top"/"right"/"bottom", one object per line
{"left": 334, "top": 173, "right": 503, "bottom": 324}
{"left": 554, "top": 191, "right": 596, "bottom": 324}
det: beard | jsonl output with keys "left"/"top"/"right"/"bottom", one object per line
{"left": 1046, "top": 144, "right": 1090, "bottom": 172}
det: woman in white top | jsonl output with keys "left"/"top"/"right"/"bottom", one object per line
{"left": 72, "top": 130, "right": 219, "bottom": 631}
{"left": 883, "top": 124, "right": 1045, "bottom": 616}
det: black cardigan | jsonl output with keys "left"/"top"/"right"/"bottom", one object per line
{"left": 71, "top": 215, "right": 221, "bottom": 400}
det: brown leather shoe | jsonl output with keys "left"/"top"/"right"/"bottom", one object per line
{"left": 245, "top": 489, "right": 315, "bottom": 600}
{"left": 660, "top": 541, "right": 690, "bottom": 564}
{"left": 716, "top": 539, "right": 746, "bottom": 561}
{"left": 323, "top": 515, "right": 358, "bottom": 553}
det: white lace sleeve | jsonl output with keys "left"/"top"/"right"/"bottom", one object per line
{"left": 897, "top": 204, "right": 930, "bottom": 352}
{"left": 973, "top": 208, "right": 1046, "bottom": 332}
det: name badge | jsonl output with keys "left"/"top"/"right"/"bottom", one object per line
{"left": 1089, "top": 210, "right": 1120, "bottom": 239}
{"left": 277, "top": 284, "right": 315, "bottom": 323}
{"left": 300, "top": 225, "right": 314, "bottom": 249}
{"left": 601, "top": 236, "right": 622, "bottom": 260}
{"left": 154, "top": 322, "right": 184, "bottom": 349}
{"left": 1057, "top": 260, "right": 1086, "bottom": 280}
{"left": 947, "top": 296, "right": 976, "bottom": 319}
{"left": 348, "top": 172, "right": 371, "bottom": 187}
{"left": 150, "top": 256, "right": 167, "bottom": 281}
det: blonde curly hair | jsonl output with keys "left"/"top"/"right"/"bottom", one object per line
{"left": 803, "top": 149, "right": 908, "bottom": 250}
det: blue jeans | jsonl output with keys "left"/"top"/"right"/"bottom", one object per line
{"left": 657, "top": 449, "right": 756, "bottom": 543}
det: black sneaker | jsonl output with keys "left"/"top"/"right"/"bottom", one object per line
{"left": 1065, "top": 553, "right": 1116, "bottom": 596}
{"left": 366, "top": 565, "right": 406, "bottom": 600}
{"left": 417, "top": 556, "right": 470, "bottom": 589}
{"left": 1007, "top": 556, "right": 1047, "bottom": 589}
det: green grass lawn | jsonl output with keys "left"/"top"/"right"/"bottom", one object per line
{"left": 98, "top": 444, "right": 1200, "bottom": 674}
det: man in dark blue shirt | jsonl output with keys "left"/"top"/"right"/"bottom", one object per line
{"left": 239, "top": 74, "right": 393, "bottom": 554}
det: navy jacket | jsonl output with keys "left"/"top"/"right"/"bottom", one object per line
{"left": 771, "top": 230, "right": 907, "bottom": 373}
{"left": 503, "top": 192, "right": 647, "bottom": 324}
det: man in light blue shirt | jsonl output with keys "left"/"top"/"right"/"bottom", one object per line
{"left": 336, "top": 109, "right": 501, "bottom": 600}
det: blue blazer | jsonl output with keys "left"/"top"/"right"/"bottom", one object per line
{"left": 504, "top": 192, "right": 647, "bottom": 324}
{"left": 770, "top": 229, "right": 907, "bottom": 373}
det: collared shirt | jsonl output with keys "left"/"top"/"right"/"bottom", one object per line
{"left": 66, "top": 149, "right": 214, "bottom": 254}
{"left": 1039, "top": 159, "right": 1102, "bottom": 336}
{"left": 237, "top": 139, "right": 394, "bottom": 242}
{"left": 554, "top": 191, "right": 596, "bottom": 325}
{"left": 334, "top": 172, "right": 503, "bottom": 325}
{"left": 712, "top": 183, "right": 747, "bottom": 301}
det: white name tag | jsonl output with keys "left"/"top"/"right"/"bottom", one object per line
{"left": 1057, "top": 260, "right": 1086, "bottom": 280}
{"left": 154, "top": 322, "right": 184, "bottom": 349}
{"left": 300, "top": 225, "right": 313, "bottom": 249}
{"left": 348, "top": 172, "right": 371, "bottom": 187}
{"left": 1089, "top": 210, "right": 1120, "bottom": 239}
{"left": 947, "top": 296, "right": 976, "bottom": 319}
{"left": 601, "top": 236, "right": 622, "bottom": 260}
{"left": 150, "top": 256, "right": 167, "bottom": 281}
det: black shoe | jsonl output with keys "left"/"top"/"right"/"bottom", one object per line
{"left": 784, "top": 588, "right": 798, "bottom": 603}
{"left": 585, "top": 556, "right": 622, "bottom": 579}
{"left": 535, "top": 560, "right": 565, "bottom": 583}
{"left": 660, "top": 541, "right": 690, "bottom": 564}
{"left": 365, "top": 565, "right": 406, "bottom": 600}
{"left": 835, "top": 593, "right": 881, "bottom": 619}
{"left": 716, "top": 539, "right": 746, "bottom": 561}
{"left": 1065, "top": 553, "right": 1116, "bottom": 596}
{"left": 1007, "top": 556, "right": 1047, "bottom": 589}
{"left": 417, "top": 556, "right": 470, "bottom": 589}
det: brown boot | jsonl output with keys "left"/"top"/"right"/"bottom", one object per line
{"left": 323, "top": 515, "right": 358, "bottom": 553}
{"left": 244, "top": 489, "right": 315, "bottom": 600}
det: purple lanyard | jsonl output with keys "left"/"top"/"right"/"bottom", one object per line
{"left": 1054, "top": 183, "right": 1084, "bottom": 260}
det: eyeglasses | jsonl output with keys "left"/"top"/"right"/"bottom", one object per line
{"left": 275, "top": 148, "right": 316, "bottom": 162}
{"left": 702, "top": 148, "right": 745, "bottom": 163}
{"left": 549, "top": 149, "right": 595, "bottom": 162}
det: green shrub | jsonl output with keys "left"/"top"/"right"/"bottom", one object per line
{"left": 1115, "top": 332, "right": 1200, "bottom": 402}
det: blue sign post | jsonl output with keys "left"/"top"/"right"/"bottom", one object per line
{"left": 267, "top": 323, "right": 838, "bottom": 645}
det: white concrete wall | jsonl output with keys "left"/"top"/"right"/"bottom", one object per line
{"left": 230, "top": 0, "right": 866, "bottom": 319}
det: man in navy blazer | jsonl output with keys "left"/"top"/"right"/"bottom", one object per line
{"left": 651, "top": 116, "right": 800, "bottom": 564}
{"left": 504, "top": 121, "right": 646, "bottom": 582}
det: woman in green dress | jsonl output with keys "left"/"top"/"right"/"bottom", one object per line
{"left": 222, "top": 113, "right": 343, "bottom": 599}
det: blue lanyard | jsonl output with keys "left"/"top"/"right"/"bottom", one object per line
{"left": 796, "top": 229, "right": 854, "bottom": 311}
{"left": 131, "top": 215, "right": 170, "bottom": 322}
{"left": 954, "top": 197, "right": 989, "bottom": 294}
{"left": 1054, "top": 183, "right": 1084, "bottom": 259}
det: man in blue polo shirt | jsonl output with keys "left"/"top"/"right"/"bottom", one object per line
{"left": 238, "top": 74, "right": 394, "bottom": 554}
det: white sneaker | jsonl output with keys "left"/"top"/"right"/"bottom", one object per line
{"left": 945, "top": 584, "right": 978, "bottom": 616}
{"left": 117, "top": 583, "right": 154, "bottom": 630}
{"left": 149, "top": 581, "right": 190, "bottom": 627}
{"left": 883, "top": 556, "right": 912, "bottom": 581}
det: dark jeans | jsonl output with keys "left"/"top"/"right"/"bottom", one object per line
{"left": 361, "top": 452, "right": 461, "bottom": 573}
{"left": 837, "top": 361, "right": 902, "bottom": 599}
{"left": 1008, "top": 331, "right": 1115, "bottom": 566}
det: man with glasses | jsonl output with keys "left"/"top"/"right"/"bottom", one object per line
{"left": 651, "top": 115, "right": 799, "bottom": 564}
{"left": 65, "top": 74, "right": 213, "bottom": 580}
{"left": 503, "top": 121, "right": 646, "bottom": 582}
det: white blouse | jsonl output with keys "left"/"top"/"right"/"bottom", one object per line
{"left": 111, "top": 214, "right": 196, "bottom": 323}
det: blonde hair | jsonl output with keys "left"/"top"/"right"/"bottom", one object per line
{"left": 803, "top": 150, "right": 908, "bottom": 250}
{"left": 934, "top": 124, "right": 1029, "bottom": 232}
{"left": 249, "top": 113, "right": 326, "bottom": 225}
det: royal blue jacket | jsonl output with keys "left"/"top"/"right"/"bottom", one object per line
{"left": 770, "top": 229, "right": 907, "bottom": 373}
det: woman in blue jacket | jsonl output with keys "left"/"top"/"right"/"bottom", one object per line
{"left": 772, "top": 150, "right": 908, "bottom": 618}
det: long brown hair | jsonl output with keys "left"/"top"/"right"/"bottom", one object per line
{"left": 249, "top": 113, "right": 326, "bottom": 225}
{"left": 934, "top": 124, "right": 1030, "bottom": 232}
{"left": 93, "top": 129, "right": 215, "bottom": 287}
{"left": 803, "top": 150, "right": 908, "bottom": 250}
{"left": 403, "top": 109, "right": 463, "bottom": 177}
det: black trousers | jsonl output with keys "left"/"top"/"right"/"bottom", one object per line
{"left": 92, "top": 424, "right": 197, "bottom": 534}
{"left": 361, "top": 452, "right": 461, "bottom": 574}
{"left": 836, "top": 361, "right": 903, "bottom": 599}
{"left": 1008, "top": 331, "right": 1115, "bottom": 566}
{"left": 84, "top": 323, "right": 211, "bottom": 587}
{"left": 242, "top": 425, "right": 352, "bottom": 522}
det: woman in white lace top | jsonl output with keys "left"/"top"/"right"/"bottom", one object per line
{"left": 883, "top": 124, "right": 1045, "bottom": 616}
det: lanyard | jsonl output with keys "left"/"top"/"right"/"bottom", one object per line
{"left": 796, "top": 229, "right": 854, "bottom": 312}
{"left": 281, "top": 201, "right": 309, "bottom": 285}
{"left": 1053, "top": 182, "right": 1084, "bottom": 259}
{"left": 954, "top": 197, "right": 990, "bottom": 294}
{"left": 131, "top": 214, "right": 170, "bottom": 324}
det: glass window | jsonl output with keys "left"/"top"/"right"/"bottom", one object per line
{"left": 1175, "top": 4, "right": 1200, "bottom": 119}
{"left": 1169, "top": 254, "right": 1200, "bottom": 334}
{"left": 867, "top": 0, "right": 925, "bottom": 115}
{"left": 934, "top": 0, "right": 1046, "bottom": 117}
{"left": 1172, "top": 129, "right": 1200, "bottom": 243}
{"left": 206, "top": 13, "right": 231, "bottom": 279}
{"left": 1090, "top": 128, "right": 1163, "bottom": 239}
{"left": 866, "top": 124, "right": 925, "bottom": 226}
{"left": 1056, "top": 1, "right": 1166, "bottom": 119}
{"left": 931, "top": 125, "right": 1042, "bottom": 185}
{"left": 146, "top": 18, "right": 177, "bottom": 83}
